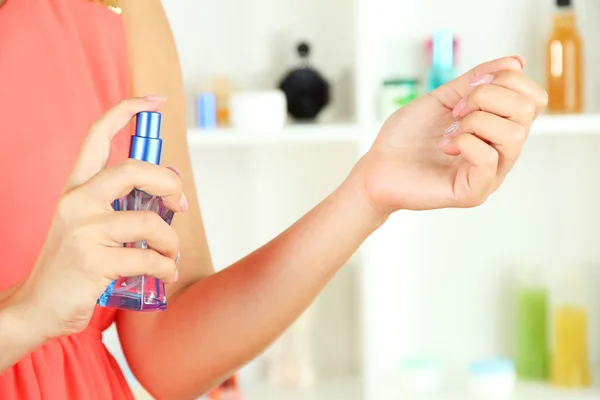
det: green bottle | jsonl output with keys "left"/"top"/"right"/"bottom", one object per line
{"left": 515, "top": 267, "right": 549, "bottom": 380}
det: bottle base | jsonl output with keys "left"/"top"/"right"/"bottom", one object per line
{"left": 97, "top": 279, "right": 167, "bottom": 312}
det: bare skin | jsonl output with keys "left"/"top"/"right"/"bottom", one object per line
{"left": 0, "top": 1, "right": 548, "bottom": 399}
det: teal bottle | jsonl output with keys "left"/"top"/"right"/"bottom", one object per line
{"left": 427, "top": 29, "right": 457, "bottom": 91}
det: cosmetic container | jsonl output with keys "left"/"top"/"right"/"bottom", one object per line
{"left": 467, "top": 359, "right": 516, "bottom": 400}
{"left": 98, "top": 111, "right": 173, "bottom": 312}
{"left": 514, "top": 266, "right": 549, "bottom": 380}
{"left": 426, "top": 29, "right": 457, "bottom": 91}
{"left": 546, "top": 0, "right": 584, "bottom": 113}
{"left": 550, "top": 266, "right": 590, "bottom": 388}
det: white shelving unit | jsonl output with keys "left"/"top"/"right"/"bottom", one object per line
{"left": 99, "top": 1, "right": 600, "bottom": 399}
{"left": 187, "top": 123, "right": 361, "bottom": 146}
{"left": 185, "top": 114, "right": 600, "bottom": 149}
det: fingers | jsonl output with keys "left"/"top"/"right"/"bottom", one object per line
{"left": 106, "top": 247, "right": 177, "bottom": 284}
{"left": 434, "top": 56, "right": 525, "bottom": 107}
{"left": 479, "top": 70, "right": 548, "bottom": 117}
{"left": 439, "top": 133, "right": 498, "bottom": 204}
{"left": 81, "top": 158, "right": 185, "bottom": 212}
{"left": 453, "top": 71, "right": 547, "bottom": 123}
{"left": 452, "top": 84, "right": 536, "bottom": 128}
{"left": 442, "top": 111, "right": 525, "bottom": 181}
{"left": 95, "top": 211, "right": 180, "bottom": 260}
{"left": 65, "top": 96, "right": 166, "bottom": 191}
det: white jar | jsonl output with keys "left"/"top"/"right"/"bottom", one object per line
{"left": 228, "top": 90, "right": 287, "bottom": 133}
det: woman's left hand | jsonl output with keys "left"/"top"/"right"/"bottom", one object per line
{"left": 352, "top": 56, "right": 547, "bottom": 219}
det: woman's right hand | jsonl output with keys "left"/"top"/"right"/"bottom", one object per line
{"left": 8, "top": 97, "right": 185, "bottom": 339}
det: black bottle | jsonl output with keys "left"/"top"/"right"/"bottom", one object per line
{"left": 278, "top": 42, "right": 330, "bottom": 121}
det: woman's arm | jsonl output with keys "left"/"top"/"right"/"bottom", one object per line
{"left": 0, "top": 300, "right": 45, "bottom": 372}
{"left": 116, "top": 2, "right": 384, "bottom": 398}
{"left": 116, "top": 2, "right": 546, "bottom": 399}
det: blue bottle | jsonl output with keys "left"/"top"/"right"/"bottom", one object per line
{"left": 427, "top": 29, "right": 457, "bottom": 91}
{"left": 98, "top": 111, "right": 173, "bottom": 312}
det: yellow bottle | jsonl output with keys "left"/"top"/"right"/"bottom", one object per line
{"left": 550, "top": 267, "right": 590, "bottom": 388}
{"left": 546, "top": 0, "right": 584, "bottom": 114}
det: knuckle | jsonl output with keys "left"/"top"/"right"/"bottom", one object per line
{"left": 539, "top": 89, "right": 549, "bottom": 107}
{"left": 483, "top": 149, "right": 499, "bottom": 167}
{"left": 119, "top": 158, "right": 140, "bottom": 174}
{"left": 461, "top": 111, "right": 485, "bottom": 130}
{"left": 470, "top": 84, "right": 488, "bottom": 101}
{"left": 117, "top": 98, "right": 136, "bottom": 113}
{"left": 142, "top": 211, "right": 165, "bottom": 234}
{"left": 56, "top": 191, "right": 80, "bottom": 222}
{"left": 510, "top": 124, "right": 528, "bottom": 143}
{"left": 522, "top": 98, "right": 536, "bottom": 117}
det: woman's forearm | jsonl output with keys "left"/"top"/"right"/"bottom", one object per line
{"left": 125, "top": 174, "right": 386, "bottom": 398}
{"left": 0, "top": 298, "right": 46, "bottom": 373}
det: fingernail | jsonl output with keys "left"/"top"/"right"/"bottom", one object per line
{"left": 174, "top": 269, "right": 179, "bottom": 283}
{"left": 470, "top": 74, "right": 494, "bottom": 87}
{"left": 443, "top": 122, "right": 460, "bottom": 137}
{"left": 167, "top": 166, "right": 182, "bottom": 177}
{"left": 175, "top": 252, "right": 180, "bottom": 265}
{"left": 180, "top": 193, "right": 189, "bottom": 213}
{"left": 511, "top": 55, "right": 526, "bottom": 68}
{"left": 437, "top": 137, "right": 451, "bottom": 148}
{"left": 144, "top": 95, "right": 168, "bottom": 101}
{"left": 452, "top": 98, "right": 467, "bottom": 118}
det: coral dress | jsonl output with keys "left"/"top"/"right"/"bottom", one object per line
{"left": 0, "top": 0, "right": 133, "bottom": 398}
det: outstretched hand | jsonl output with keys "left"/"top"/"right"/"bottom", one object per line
{"left": 354, "top": 56, "right": 547, "bottom": 216}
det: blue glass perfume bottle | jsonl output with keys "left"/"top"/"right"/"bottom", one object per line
{"left": 98, "top": 111, "right": 173, "bottom": 312}
{"left": 427, "top": 29, "right": 457, "bottom": 91}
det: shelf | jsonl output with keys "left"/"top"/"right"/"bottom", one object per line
{"left": 375, "top": 381, "right": 600, "bottom": 400}
{"left": 187, "top": 123, "right": 361, "bottom": 147}
{"left": 239, "top": 376, "right": 362, "bottom": 400}
{"left": 531, "top": 114, "right": 600, "bottom": 136}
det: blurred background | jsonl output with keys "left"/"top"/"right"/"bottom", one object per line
{"left": 103, "top": 0, "right": 600, "bottom": 398}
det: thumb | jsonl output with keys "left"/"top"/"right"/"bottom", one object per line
{"left": 433, "top": 56, "right": 525, "bottom": 108}
{"left": 64, "top": 96, "right": 166, "bottom": 192}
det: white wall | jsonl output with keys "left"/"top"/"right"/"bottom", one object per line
{"left": 360, "top": 0, "right": 600, "bottom": 393}
{"left": 162, "top": 0, "right": 355, "bottom": 125}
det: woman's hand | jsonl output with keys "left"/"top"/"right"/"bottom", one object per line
{"left": 354, "top": 56, "right": 547, "bottom": 217}
{"left": 8, "top": 97, "right": 185, "bottom": 339}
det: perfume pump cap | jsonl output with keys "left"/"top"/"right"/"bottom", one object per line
{"left": 557, "top": 0, "right": 571, "bottom": 6}
{"left": 129, "top": 111, "right": 163, "bottom": 165}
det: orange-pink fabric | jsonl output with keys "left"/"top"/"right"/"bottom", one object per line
{"left": 0, "top": 0, "right": 133, "bottom": 398}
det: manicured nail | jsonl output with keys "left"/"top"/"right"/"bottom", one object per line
{"left": 174, "top": 269, "right": 179, "bottom": 282}
{"left": 437, "top": 137, "right": 451, "bottom": 148}
{"left": 167, "top": 166, "right": 182, "bottom": 177}
{"left": 180, "top": 193, "right": 189, "bottom": 213}
{"left": 443, "top": 122, "right": 460, "bottom": 137}
{"left": 511, "top": 55, "right": 526, "bottom": 68}
{"left": 144, "top": 95, "right": 168, "bottom": 101}
{"left": 470, "top": 74, "right": 495, "bottom": 87}
{"left": 452, "top": 98, "right": 467, "bottom": 118}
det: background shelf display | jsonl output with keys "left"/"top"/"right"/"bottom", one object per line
{"left": 100, "top": 1, "right": 600, "bottom": 399}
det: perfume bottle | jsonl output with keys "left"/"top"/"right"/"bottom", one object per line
{"left": 278, "top": 42, "right": 330, "bottom": 121}
{"left": 97, "top": 111, "right": 173, "bottom": 312}
{"left": 427, "top": 29, "right": 457, "bottom": 92}
{"left": 546, "top": 0, "right": 584, "bottom": 113}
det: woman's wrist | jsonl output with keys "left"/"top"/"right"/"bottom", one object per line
{"left": 336, "top": 164, "right": 390, "bottom": 233}
{"left": 0, "top": 296, "right": 48, "bottom": 371}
